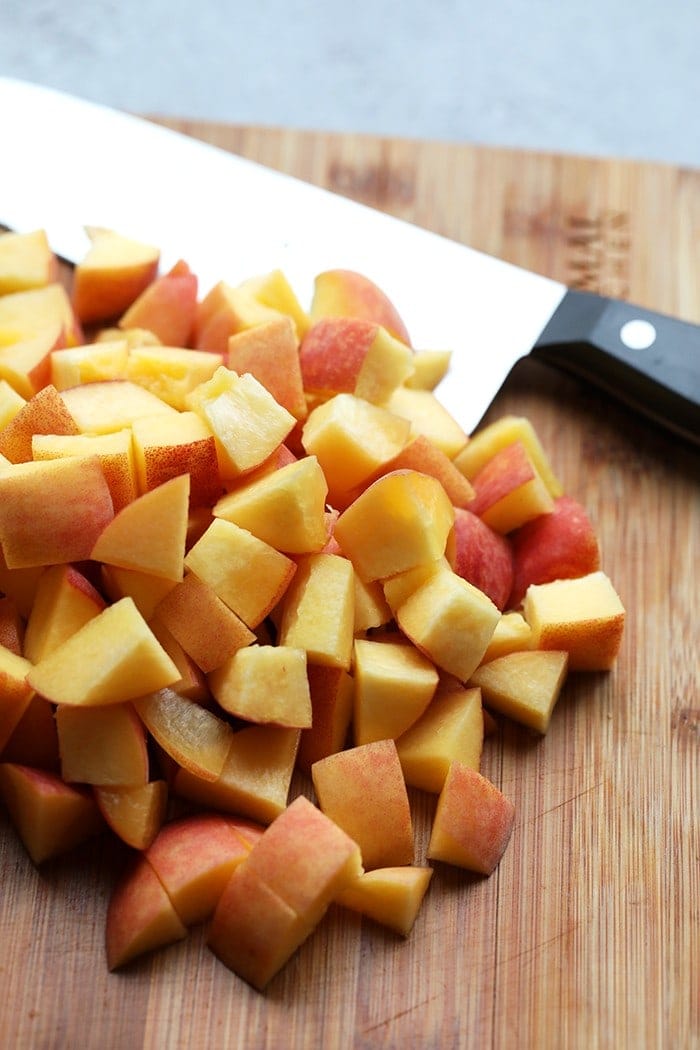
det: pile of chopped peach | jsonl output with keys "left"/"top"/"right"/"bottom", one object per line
{"left": 0, "top": 227, "right": 624, "bottom": 990}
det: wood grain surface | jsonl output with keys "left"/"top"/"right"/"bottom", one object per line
{"left": 1, "top": 119, "right": 699, "bottom": 1050}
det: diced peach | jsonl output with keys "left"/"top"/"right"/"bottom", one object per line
{"left": 396, "top": 684, "right": 484, "bottom": 792}
{"left": 395, "top": 565, "right": 500, "bottom": 682}
{"left": 0, "top": 228, "right": 57, "bottom": 294}
{"left": 449, "top": 507, "right": 514, "bottom": 611}
{"left": 0, "top": 456, "right": 114, "bottom": 568}
{"left": 94, "top": 779, "right": 168, "bottom": 850}
{"left": 133, "top": 687, "right": 235, "bottom": 781}
{"left": 153, "top": 571, "right": 255, "bottom": 673}
{"left": 0, "top": 761, "right": 104, "bottom": 864}
{"left": 0, "top": 282, "right": 81, "bottom": 348}
{"left": 105, "top": 855, "right": 188, "bottom": 970}
{"left": 508, "top": 496, "right": 601, "bottom": 608}
{"left": 143, "top": 813, "right": 256, "bottom": 926}
{"left": 72, "top": 227, "right": 160, "bottom": 324}
{"left": 427, "top": 762, "right": 515, "bottom": 875}
{"left": 0, "top": 646, "right": 35, "bottom": 752}
{"left": 56, "top": 702, "right": 149, "bottom": 785}
{"left": 299, "top": 317, "right": 414, "bottom": 405}
{"left": 50, "top": 339, "right": 129, "bottom": 390}
{"left": 334, "top": 469, "right": 454, "bottom": 582}
{"left": 27, "top": 597, "right": 180, "bottom": 706}
{"left": 352, "top": 637, "right": 438, "bottom": 744}
{"left": 209, "top": 645, "right": 311, "bottom": 728}
{"left": 335, "top": 865, "right": 433, "bottom": 936}
{"left": 296, "top": 665, "right": 354, "bottom": 775}
{"left": 454, "top": 414, "right": 562, "bottom": 498}
{"left": 126, "top": 347, "right": 223, "bottom": 412}
{"left": 384, "top": 386, "right": 468, "bottom": 458}
{"left": 0, "top": 324, "right": 66, "bottom": 399}
{"left": 213, "top": 455, "right": 329, "bottom": 554}
{"left": 184, "top": 517, "right": 296, "bottom": 629}
{"left": 309, "top": 268, "right": 411, "bottom": 344}
{"left": 118, "top": 259, "right": 198, "bottom": 346}
{"left": 91, "top": 473, "right": 189, "bottom": 582}
{"left": 194, "top": 281, "right": 285, "bottom": 352}
{"left": 0, "top": 694, "right": 60, "bottom": 771}
{"left": 277, "top": 553, "right": 355, "bottom": 670}
{"left": 130, "top": 411, "right": 222, "bottom": 505}
{"left": 23, "top": 563, "right": 106, "bottom": 663}
{"left": 208, "top": 795, "right": 362, "bottom": 989}
{"left": 100, "top": 564, "right": 177, "bottom": 621}
{"left": 31, "top": 429, "right": 138, "bottom": 512}
{"left": 60, "top": 379, "right": 178, "bottom": 435}
{"left": 467, "top": 440, "right": 555, "bottom": 534}
{"left": 301, "top": 392, "right": 411, "bottom": 504}
{"left": 469, "top": 649, "right": 569, "bottom": 733}
{"left": 173, "top": 724, "right": 300, "bottom": 825}
{"left": 0, "top": 596, "right": 24, "bottom": 655}
{"left": 0, "top": 384, "right": 79, "bottom": 463}
{"left": 312, "top": 739, "right": 414, "bottom": 869}
{"left": 187, "top": 367, "right": 295, "bottom": 479}
{"left": 0, "top": 379, "right": 26, "bottom": 430}
{"left": 376, "top": 434, "right": 475, "bottom": 508}
{"left": 235, "top": 269, "right": 310, "bottom": 339}
{"left": 227, "top": 316, "right": 307, "bottom": 420}
{"left": 522, "top": 571, "right": 625, "bottom": 671}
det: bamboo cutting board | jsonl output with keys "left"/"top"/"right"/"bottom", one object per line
{"left": 1, "top": 120, "right": 699, "bottom": 1050}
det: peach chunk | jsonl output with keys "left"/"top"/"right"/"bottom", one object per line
{"left": 94, "top": 780, "right": 168, "bottom": 850}
{"left": 299, "top": 317, "right": 414, "bottom": 405}
{"left": 0, "top": 761, "right": 104, "bottom": 864}
{"left": 144, "top": 813, "right": 257, "bottom": 926}
{"left": 396, "top": 684, "right": 484, "bottom": 793}
{"left": 0, "top": 456, "right": 114, "bottom": 568}
{"left": 454, "top": 414, "right": 562, "bottom": 498}
{"left": 133, "top": 687, "right": 235, "bottom": 782}
{"left": 60, "top": 379, "right": 178, "bottom": 434}
{"left": 0, "top": 228, "right": 57, "bottom": 294}
{"left": 301, "top": 392, "right": 411, "bottom": 504}
{"left": 91, "top": 473, "right": 190, "bottom": 582}
{"left": 377, "top": 434, "right": 475, "bottom": 508}
{"left": 352, "top": 637, "right": 438, "bottom": 745}
{"left": 335, "top": 866, "right": 433, "bottom": 936}
{"left": 227, "top": 316, "right": 307, "bottom": 420}
{"left": 72, "top": 226, "right": 160, "bottom": 324}
{"left": 395, "top": 566, "right": 500, "bottom": 682}
{"left": 296, "top": 665, "right": 354, "bottom": 775}
{"left": 126, "top": 347, "right": 223, "bottom": 412}
{"left": 50, "top": 339, "right": 129, "bottom": 390}
{"left": 213, "top": 455, "right": 329, "bottom": 555}
{"left": 0, "top": 646, "right": 35, "bottom": 751}
{"left": 427, "top": 762, "right": 515, "bottom": 875}
{"left": 467, "top": 440, "right": 555, "bottom": 534}
{"left": 309, "top": 268, "right": 411, "bottom": 344}
{"left": 508, "top": 495, "right": 601, "bottom": 608}
{"left": 333, "top": 469, "right": 455, "bottom": 582}
{"left": 186, "top": 367, "right": 295, "bottom": 479}
{"left": 130, "top": 411, "right": 222, "bottom": 506}
{"left": 56, "top": 702, "right": 149, "bottom": 786}
{"left": 384, "top": 386, "right": 468, "bottom": 458}
{"left": 277, "top": 553, "right": 355, "bottom": 670}
{"left": 469, "top": 650, "right": 569, "bottom": 734}
{"left": 118, "top": 258, "right": 198, "bottom": 346}
{"left": 23, "top": 563, "right": 106, "bottom": 663}
{"left": 208, "top": 795, "right": 362, "bottom": 989}
{"left": 105, "top": 855, "right": 188, "bottom": 970}
{"left": 154, "top": 571, "right": 255, "bottom": 673}
{"left": 449, "top": 507, "right": 514, "bottom": 612}
{"left": 0, "top": 383, "right": 79, "bottom": 464}
{"left": 27, "top": 597, "right": 180, "bottom": 706}
{"left": 312, "top": 739, "right": 414, "bottom": 869}
{"left": 209, "top": 645, "right": 311, "bottom": 728}
{"left": 184, "top": 517, "right": 296, "bottom": 629}
{"left": 31, "top": 429, "right": 138, "bottom": 512}
{"left": 522, "top": 571, "right": 626, "bottom": 671}
{"left": 173, "top": 724, "right": 300, "bottom": 825}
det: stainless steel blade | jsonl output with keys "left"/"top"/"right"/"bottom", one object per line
{"left": 0, "top": 77, "right": 566, "bottom": 436}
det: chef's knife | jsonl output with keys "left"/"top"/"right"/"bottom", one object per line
{"left": 0, "top": 77, "right": 698, "bottom": 444}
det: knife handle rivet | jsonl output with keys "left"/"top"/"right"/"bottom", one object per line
{"left": 619, "top": 318, "right": 657, "bottom": 350}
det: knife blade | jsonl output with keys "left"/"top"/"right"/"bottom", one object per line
{"left": 0, "top": 77, "right": 698, "bottom": 444}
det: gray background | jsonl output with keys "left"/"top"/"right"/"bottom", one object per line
{"left": 1, "top": 1, "right": 699, "bottom": 169}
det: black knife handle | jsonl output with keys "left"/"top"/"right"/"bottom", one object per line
{"left": 532, "top": 289, "right": 700, "bottom": 445}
